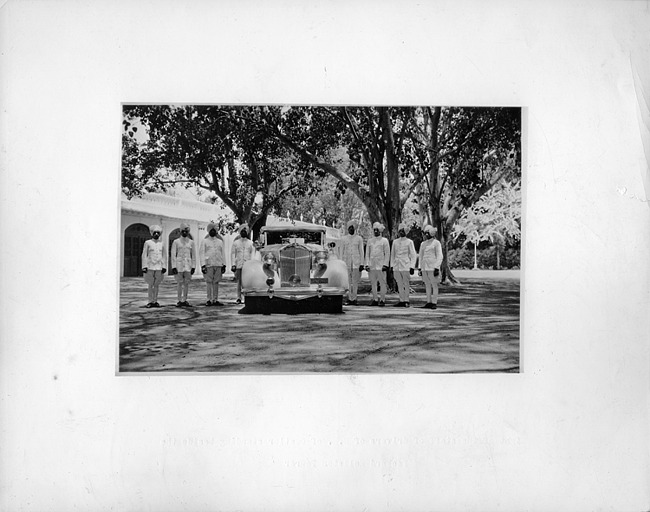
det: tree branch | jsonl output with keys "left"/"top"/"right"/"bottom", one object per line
{"left": 273, "top": 130, "right": 365, "bottom": 198}
{"left": 342, "top": 108, "right": 372, "bottom": 170}
{"left": 262, "top": 182, "right": 301, "bottom": 213}
{"left": 272, "top": 127, "right": 384, "bottom": 225}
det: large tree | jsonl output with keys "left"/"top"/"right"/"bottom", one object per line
{"left": 121, "top": 105, "right": 324, "bottom": 236}
{"left": 406, "top": 107, "right": 521, "bottom": 282}
{"left": 254, "top": 106, "right": 521, "bottom": 282}
{"left": 122, "top": 105, "right": 521, "bottom": 283}
{"left": 254, "top": 106, "right": 415, "bottom": 239}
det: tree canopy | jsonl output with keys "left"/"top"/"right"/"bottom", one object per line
{"left": 452, "top": 179, "right": 521, "bottom": 269}
{"left": 121, "top": 105, "right": 325, "bottom": 234}
{"left": 255, "top": 105, "right": 521, "bottom": 281}
{"left": 122, "top": 105, "right": 521, "bottom": 282}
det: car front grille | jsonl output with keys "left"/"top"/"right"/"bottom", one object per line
{"left": 279, "top": 245, "right": 311, "bottom": 287}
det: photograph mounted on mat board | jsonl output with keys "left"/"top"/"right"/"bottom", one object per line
{"left": 119, "top": 104, "right": 522, "bottom": 373}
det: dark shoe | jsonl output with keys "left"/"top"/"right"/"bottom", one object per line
{"left": 183, "top": 301, "right": 191, "bottom": 307}
{"left": 206, "top": 300, "right": 212, "bottom": 306}
{"left": 153, "top": 302, "right": 161, "bottom": 308}
{"left": 236, "top": 298, "right": 242, "bottom": 304}
{"left": 212, "top": 300, "right": 223, "bottom": 306}
{"left": 350, "top": 300, "right": 358, "bottom": 306}
{"left": 369, "top": 300, "right": 378, "bottom": 307}
{"left": 146, "top": 302, "right": 154, "bottom": 308}
{"left": 431, "top": 303, "right": 437, "bottom": 309}
{"left": 393, "top": 302, "right": 405, "bottom": 307}
{"left": 420, "top": 303, "right": 431, "bottom": 309}
{"left": 405, "top": 302, "right": 410, "bottom": 308}
{"left": 176, "top": 301, "right": 183, "bottom": 307}
{"left": 378, "top": 301, "right": 385, "bottom": 307}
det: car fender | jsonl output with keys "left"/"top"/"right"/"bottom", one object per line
{"left": 241, "top": 260, "right": 274, "bottom": 290}
{"left": 321, "top": 258, "right": 349, "bottom": 290}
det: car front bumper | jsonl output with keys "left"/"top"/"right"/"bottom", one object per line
{"left": 243, "top": 286, "right": 346, "bottom": 301}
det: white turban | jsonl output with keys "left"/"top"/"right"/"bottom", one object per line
{"left": 238, "top": 223, "right": 249, "bottom": 234}
{"left": 180, "top": 222, "right": 190, "bottom": 230}
{"left": 372, "top": 222, "right": 384, "bottom": 232}
{"left": 346, "top": 220, "right": 358, "bottom": 229}
{"left": 149, "top": 225, "right": 162, "bottom": 235}
{"left": 423, "top": 224, "right": 436, "bottom": 235}
{"left": 398, "top": 222, "right": 407, "bottom": 232}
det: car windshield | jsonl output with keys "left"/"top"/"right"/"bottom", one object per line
{"left": 265, "top": 230, "right": 322, "bottom": 245}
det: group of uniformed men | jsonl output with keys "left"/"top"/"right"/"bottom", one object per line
{"left": 336, "top": 220, "right": 443, "bottom": 309}
{"left": 139, "top": 219, "right": 443, "bottom": 310}
{"left": 140, "top": 222, "right": 253, "bottom": 308}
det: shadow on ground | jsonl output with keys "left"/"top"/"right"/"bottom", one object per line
{"left": 119, "top": 275, "right": 520, "bottom": 373}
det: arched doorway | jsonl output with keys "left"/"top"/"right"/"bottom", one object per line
{"left": 168, "top": 228, "right": 194, "bottom": 265}
{"left": 124, "top": 223, "right": 150, "bottom": 277}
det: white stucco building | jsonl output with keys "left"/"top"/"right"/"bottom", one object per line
{"left": 120, "top": 192, "right": 236, "bottom": 277}
{"left": 120, "top": 193, "right": 343, "bottom": 278}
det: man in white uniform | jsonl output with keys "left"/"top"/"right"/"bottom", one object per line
{"left": 365, "top": 221, "right": 390, "bottom": 307}
{"left": 171, "top": 222, "right": 196, "bottom": 307}
{"left": 200, "top": 222, "right": 226, "bottom": 306}
{"left": 338, "top": 220, "right": 365, "bottom": 305}
{"left": 418, "top": 225, "right": 444, "bottom": 309}
{"left": 141, "top": 224, "right": 167, "bottom": 308}
{"left": 230, "top": 223, "right": 255, "bottom": 304}
{"left": 390, "top": 222, "right": 417, "bottom": 307}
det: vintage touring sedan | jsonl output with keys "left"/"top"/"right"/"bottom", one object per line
{"left": 240, "top": 225, "right": 349, "bottom": 314}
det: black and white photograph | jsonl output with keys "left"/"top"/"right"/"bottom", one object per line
{"left": 2, "top": 1, "right": 649, "bottom": 511}
{"left": 119, "top": 105, "right": 522, "bottom": 373}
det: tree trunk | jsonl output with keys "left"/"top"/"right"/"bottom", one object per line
{"left": 496, "top": 245, "right": 501, "bottom": 270}
{"left": 250, "top": 213, "right": 267, "bottom": 242}
{"left": 473, "top": 242, "right": 478, "bottom": 270}
{"left": 439, "top": 225, "right": 460, "bottom": 285}
{"left": 379, "top": 107, "right": 402, "bottom": 242}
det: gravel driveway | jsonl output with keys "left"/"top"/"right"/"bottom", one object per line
{"left": 119, "top": 273, "right": 520, "bottom": 373}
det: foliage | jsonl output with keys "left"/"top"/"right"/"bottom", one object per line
{"left": 272, "top": 174, "right": 367, "bottom": 232}
{"left": 452, "top": 180, "right": 521, "bottom": 248}
{"left": 260, "top": 106, "right": 424, "bottom": 238}
{"left": 122, "top": 105, "right": 521, "bottom": 281}
{"left": 121, "top": 105, "right": 324, "bottom": 229}
{"left": 259, "top": 106, "right": 520, "bottom": 281}
{"left": 447, "top": 245, "right": 520, "bottom": 270}
{"left": 405, "top": 107, "right": 521, "bottom": 281}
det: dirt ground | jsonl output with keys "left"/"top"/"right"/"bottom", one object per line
{"left": 119, "top": 271, "right": 520, "bottom": 374}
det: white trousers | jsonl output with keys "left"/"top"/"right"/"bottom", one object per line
{"left": 203, "top": 266, "right": 223, "bottom": 301}
{"left": 144, "top": 270, "right": 164, "bottom": 302}
{"left": 422, "top": 270, "right": 440, "bottom": 304}
{"left": 175, "top": 271, "right": 192, "bottom": 300}
{"left": 347, "top": 266, "right": 361, "bottom": 300}
{"left": 394, "top": 270, "right": 411, "bottom": 302}
{"left": 368, "top": 269, "right": 387, "bottom": 301}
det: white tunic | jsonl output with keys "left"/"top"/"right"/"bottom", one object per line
{"left": 141, "top": 239, "right": 166, "bottom": 270}
{"left": 418, "top": 238, "right": 443, "bottom": 271}
{"left": 171, "top": 237, "right": 196, "bottom": 272}
{"left": 230, "top": 238, "right": 255, "bottom": 268}
{"left": 338, "top": 234, "right": 365, "bottom": 267}
{"left": 200, "top": 237, "right": 225, "bottom": 267}
{"left": 390, "top": 237, "right": 417, "bottom": 271}
{"left": 365, "top": 236, "right": 390, "bottom": 270}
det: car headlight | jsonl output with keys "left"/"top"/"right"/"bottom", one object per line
{"left": 314, "top": 250, "right": 328, "bottom": 265}
{"left": 263, "top": 252, "right": 277, "bottom": 267}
